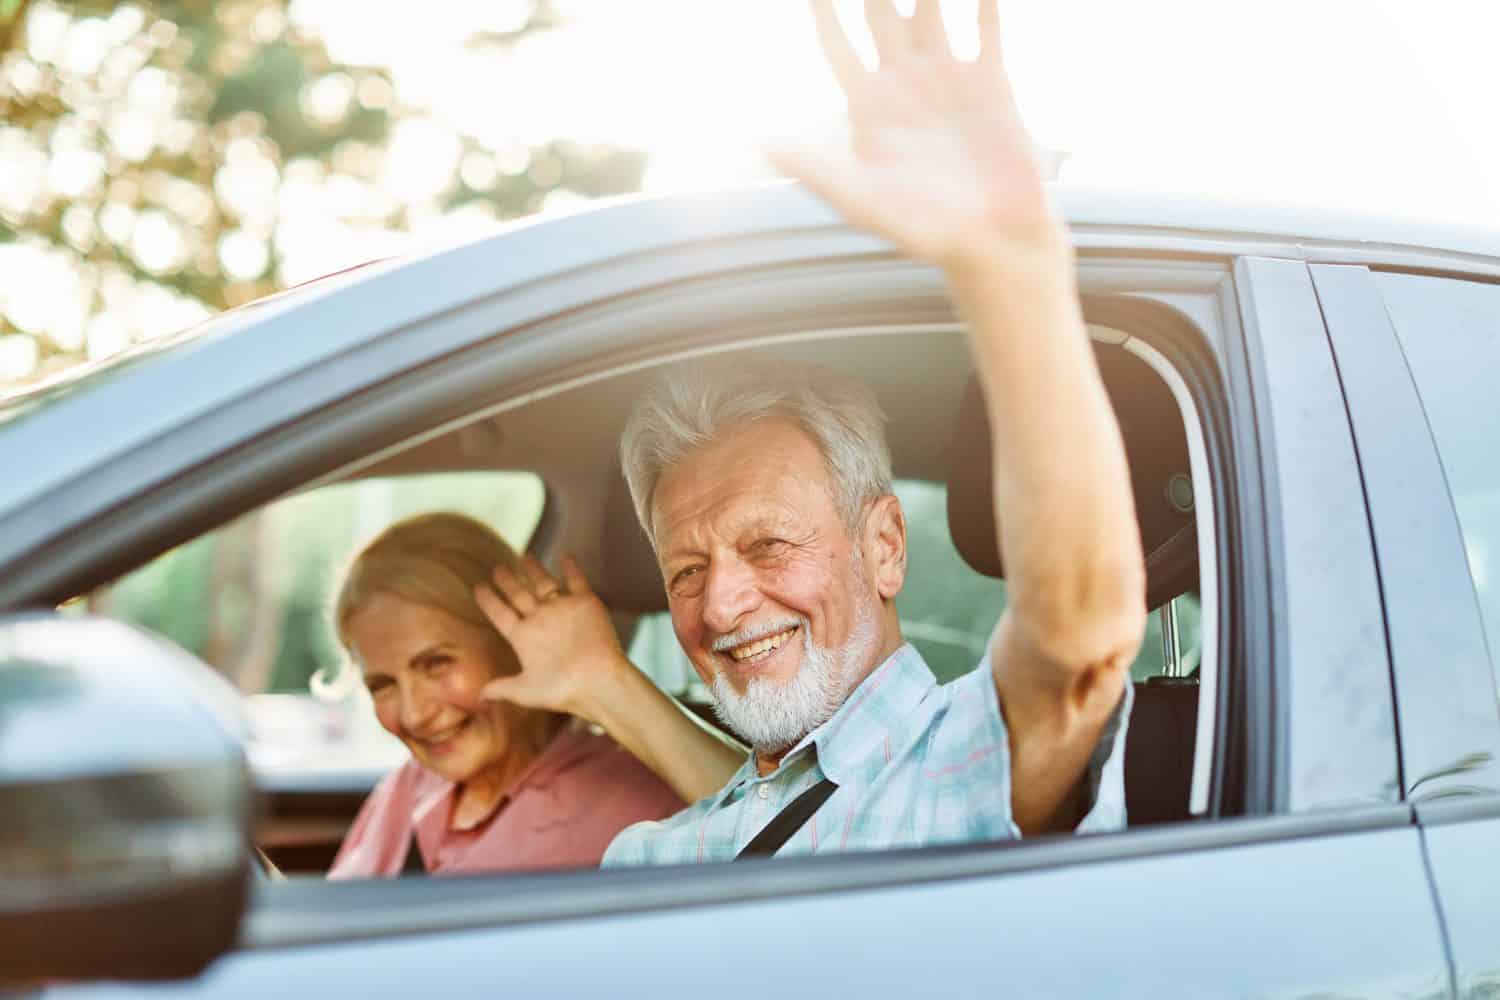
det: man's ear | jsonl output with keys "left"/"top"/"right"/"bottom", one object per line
{"left": 861, "top": 494, "right": 907, "bottom": 600}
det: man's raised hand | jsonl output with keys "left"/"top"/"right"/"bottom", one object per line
{"left": 769, "top": 0, "right": 1063, "bottom": 270}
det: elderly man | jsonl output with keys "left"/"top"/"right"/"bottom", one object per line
{"left": 475, "top": 0, "right": 1145, "bottom": 861}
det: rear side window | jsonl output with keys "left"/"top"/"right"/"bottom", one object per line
{"left": 1378, "top": 273, "right": 1500, "bottom": 693}
{"left": 81, "top": 472, "right": 546, "bottom": 777}
{"left": 88, "top": 471, "right": 546, "bottom": 695}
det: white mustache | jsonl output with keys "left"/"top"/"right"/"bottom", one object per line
{"left": 710, "top": 617, "right": 804, "bottom": 653}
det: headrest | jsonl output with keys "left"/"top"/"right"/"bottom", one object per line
{"left": 598, "top": 468, "right": 669, "bottom": 613}
{"left": 946, "top": 344, "right": 1198, "bottom": 610}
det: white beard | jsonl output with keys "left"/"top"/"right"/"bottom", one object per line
{"left": 709, "top": 570, "right": 880, "bottom": 755}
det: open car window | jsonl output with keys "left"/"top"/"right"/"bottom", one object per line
{"left": 42, "top": 306, "right": 1221, "bottom": 881}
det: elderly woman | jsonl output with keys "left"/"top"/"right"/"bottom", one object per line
{"left": 326, "top": 512, "right": 683, "bottom": 878}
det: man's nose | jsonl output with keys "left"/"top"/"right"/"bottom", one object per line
{"left": 700, "top": 557, "right": 761, "bottom": 636}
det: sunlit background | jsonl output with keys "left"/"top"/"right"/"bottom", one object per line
{"left": 4, "top": 0, "right": 1490, "bottom": 785}
{"left": 2, "top": 0, "right": 1497, "bottom": 390}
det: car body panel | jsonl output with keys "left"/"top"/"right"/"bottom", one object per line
{"left": 51, "top": 822, "right": 1447, "bottom": 1000}
{"left": 1309, "top": 264, "right": 1500, "bottom": 801}
{"left": 1417, "top": 798, "right": 1500, "bottom": 998}
{"left": 1232, "top": 257, "right": 1400, "bottom": 811}
{"left": 5, "top": 184, "right": 1499, "bottom": 996}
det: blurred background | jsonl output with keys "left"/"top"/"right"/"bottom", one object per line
{"left": 0, "top": 0, "right": 1485, "bottom": 767}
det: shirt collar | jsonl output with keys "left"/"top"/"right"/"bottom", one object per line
{"left": 711, "top": 642, "right": 937, "bottom": 799}
{"left": 808, "top": 643, "right": 936, "bottom": 786}
{"left": 411, "top": 720, "right": 600, "bottom": 831}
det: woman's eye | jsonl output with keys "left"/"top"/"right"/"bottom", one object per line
{"left": 368, "top": 681, "right": 393, "bottom": 698}
{"left": 754, "top": 538, "right": 788, "bottom": 555}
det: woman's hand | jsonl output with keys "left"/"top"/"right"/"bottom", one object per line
{"left": 768, "top": 0, "right": 1065, "bottom": 272}
{"left": 476, "top": 554, "right": 745, "bottom": 802}
{"left": 474, "top": 554, "right": 629, "bottom": 721}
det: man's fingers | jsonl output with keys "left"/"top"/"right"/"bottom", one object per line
{"left": 810, "top": 0, "right": 866, "bottom": 94}
{"left": 560, "top": 554, "right": 593, "bottom": 597}
{"left": 766, "top": 140, "right": 881, "bottom": 234}
{"left": 474, "top": 584, "right": 519, "bottom": 634}
{"left": 977, "top": 0, "right": 1003, "bottom": 67}
{"left": 909, "top": 0, "right": 950, "bottom": 57}
{"left": 864, "top": 0, "right": 909, "bottom": 66}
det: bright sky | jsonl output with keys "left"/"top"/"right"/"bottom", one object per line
{"left": 3, "top": 0, "right": 1497, "bottom": 385}
{"left": 298, "top": 0, "right": 1500, "bottom": 223}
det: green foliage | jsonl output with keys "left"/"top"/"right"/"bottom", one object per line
{"left": 97, "top": 472, "right": 547, "bottom": 693}
{"left": 0, "top": 0, "right": 644, "bottom": 387}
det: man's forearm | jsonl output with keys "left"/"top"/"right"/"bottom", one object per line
{"left": 948, "top": 239, "right": 1146, "bottom": 673}
{"left": 577, "top": 660, "right": 745, "bottom": 804}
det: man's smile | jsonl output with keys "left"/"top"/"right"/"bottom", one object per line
{"left": 728, "top": 625, "right": 799, "bottom": 663}
{"left": 712, "top": 618, "right": 804, "bottom": 669}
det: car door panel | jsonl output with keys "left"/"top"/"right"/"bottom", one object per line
{"left": 52, "top": 820, "right": 1447, "bottom": 1000}
{"left": 1309, "top": 263, "right": 1500, "bottom": 800}
{"left": 1417, "top": 799, "right": 1500, "bottom": 998}
{"left": 1325, "top": 266, "right": 1500, "bottom": 999}
{"left": 1232, "top": 257, "right": 1400, "bottom": 811}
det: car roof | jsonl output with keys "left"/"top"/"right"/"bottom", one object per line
{"left": 2, "top": 181, "right": 1496, "bottom": 527}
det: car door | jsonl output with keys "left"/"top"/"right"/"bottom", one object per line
{"left": 41, "top": 247, "right": 1452, "bottom": 1000}
{"left": 1314, "top": 262, "right": 1500, "bottom": 997}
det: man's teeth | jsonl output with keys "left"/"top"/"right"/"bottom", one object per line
{"left": 729, "top": 627, "right": 797, "bottom": 662}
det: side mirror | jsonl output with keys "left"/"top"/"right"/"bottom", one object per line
{"left": 0, "top": 613, "right": 253, "bottom": 983}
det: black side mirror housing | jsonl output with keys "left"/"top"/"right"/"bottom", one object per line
{"left": 0, "top": 613, "right": 253, "bottom": 983}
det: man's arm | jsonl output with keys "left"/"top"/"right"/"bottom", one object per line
{"left": 476, "top": 555, "right": 744, "bottom": 804}
{"left": 771, "top": 0, "right": 1146, "bottom": 835}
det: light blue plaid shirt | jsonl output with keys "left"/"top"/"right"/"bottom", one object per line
{"left": 602, "top": 643, "right": 1131, "bottom": 866}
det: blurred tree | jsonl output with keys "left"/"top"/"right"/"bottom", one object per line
{"left": 0, "top": 0, "right": 645, "bottom": 385}
{"left": 6, "top": 1, "right": 643, "bottom": 695}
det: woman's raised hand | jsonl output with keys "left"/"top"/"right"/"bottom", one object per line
{"left": 768, "top": 0, "right": 1063, "bottom": 271}
{"left": 475, "top": 554, "right": 627, "bottom": 719}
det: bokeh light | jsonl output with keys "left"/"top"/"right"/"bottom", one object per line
{"left": 1, "top": 0, "right": 1496, "bottom": 390}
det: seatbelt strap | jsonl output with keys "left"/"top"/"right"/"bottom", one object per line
{"left": 401, "top": 832, "right": 426, "bottom": 874}
{"left": 735, "top": 778, "right": 839, "bottom": 859}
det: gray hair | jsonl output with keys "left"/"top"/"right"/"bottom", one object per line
{"left": 620, "top": 359, "right": 893, "bottom": 546}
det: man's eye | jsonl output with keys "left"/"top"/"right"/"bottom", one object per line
{"left": 419, "top": 655, "right": 453, "bottom": 673}
{"left": 368, "top": 681, "right": 393, "bottom": 697}
{"left": 669, "top": 565, "right": 704, "bottom": 594}
{"left": 754, "top": 538, "right": 789, "bottom": 555}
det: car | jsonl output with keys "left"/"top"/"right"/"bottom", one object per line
{"left": 2, "top": 182, "right": 1498, "bottom": 997}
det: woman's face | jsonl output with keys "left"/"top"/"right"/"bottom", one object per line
{"left": 346, "top": 592, "right": 528, "bottom": 786}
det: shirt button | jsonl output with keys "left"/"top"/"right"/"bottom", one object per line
{"left": 757, "top": 784, "right": 770, "bottom": 800}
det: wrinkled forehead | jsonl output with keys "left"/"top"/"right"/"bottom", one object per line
{"left": 650, "top": 418, "right": 843, "bottom": 553}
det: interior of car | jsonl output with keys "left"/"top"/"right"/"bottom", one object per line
{"left": 88, "top": 322, "right": 1212, "bottom": 876}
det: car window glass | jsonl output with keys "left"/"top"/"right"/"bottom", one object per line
{"left": 627, "top": 478, "right": 1199, "bottom": 694}
{"left": 81, "top": 471, "right": 546, "bottom": 774}
{"left": 1378, "top": 272, "right": 1500, "bottom": 696}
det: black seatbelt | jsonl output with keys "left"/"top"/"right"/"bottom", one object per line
{"left": 401, "top": 832, "right": 426, "bottom": 874}
{"left": 736, "top": 778, "right": 838, "bottom": 859}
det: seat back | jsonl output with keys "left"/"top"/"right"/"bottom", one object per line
{"left": 945, "top": 343, "right": 1203, "bottom": 825}
{"left": 1124, "top": 680, "right": 1199, "bottom": 825}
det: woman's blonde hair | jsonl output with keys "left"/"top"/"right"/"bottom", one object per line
{"left": 332, "top": 511, "right": 522, "bottom": 652}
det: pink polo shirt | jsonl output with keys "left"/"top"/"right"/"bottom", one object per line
{"left": 328, "top": 723, "right": 684, "bottom": 878}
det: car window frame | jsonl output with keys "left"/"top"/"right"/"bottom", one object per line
{"left": 1312, "top": 263, "right": 1500, "bottom": 800}
{"left": 2, "top": 223, "right": 1409, "bottom": 939}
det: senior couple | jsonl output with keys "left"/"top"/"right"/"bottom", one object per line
{"left": 329, "top": 0, "right": 1145, "bottom": 876}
